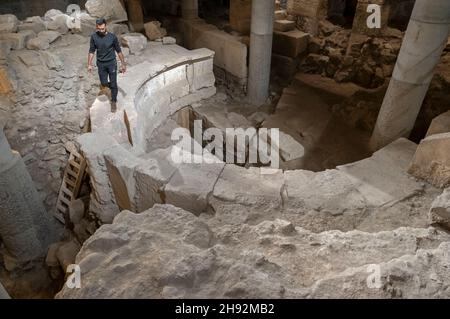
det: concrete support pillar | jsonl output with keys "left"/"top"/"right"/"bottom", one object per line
{"left": 248, "top": 0, "right": 275, "bottom": 106}
{"left": 182, "top": 0, "right": 198, "bottom": 19}
{"left": 0, "top": 282, "right": 10, "bottom": 299}
{"left": 126, "top": 0, "right": 144, "bottom": 32}
{"left": 370, "top": 0, "right": 450, "bottom": 150}
{"left": 0, "top": 123, "right": 58, "bottom": 265}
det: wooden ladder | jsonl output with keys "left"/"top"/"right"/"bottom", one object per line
{"left": 55, "top": 147, "right": 87, "bottom": 224}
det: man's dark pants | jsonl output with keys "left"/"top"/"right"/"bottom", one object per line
{"left": 97, "top": 60, "right": 118, "bottom": 102}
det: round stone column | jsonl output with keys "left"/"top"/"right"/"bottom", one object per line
{"left": 0, "top": 122, "right": 58, "bottom": 264}
{"left": 370, "top": 0, "right": 450, "bottom": 150}
{"left": 126, "top": 0, "right": 144, "bottom": 32}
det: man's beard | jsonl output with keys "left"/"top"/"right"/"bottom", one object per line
{"left": 97, "top": 31, "right": 106, "bottom": 37}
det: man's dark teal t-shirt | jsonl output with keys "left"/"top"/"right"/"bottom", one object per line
{"left": 89, "top": 32, "right": 122, "bottom": 63}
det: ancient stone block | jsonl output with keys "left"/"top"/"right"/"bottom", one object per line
{"left": 408, "top": 133, "right": 450, "bottom": 188}
{"left": 0, "top": 31, "right": 36, "bottom": 50}
{"left": 121, "top": 33, "right": 148, "bottom": 54}
{"left": 273, "top": 29, "right": 309, "bottom": 58}
{"left": 193, "top": 58, "right": 215, "bottom": 90}
{"left": 210, "top": 165, "right": 284, "bottom": 222}
{"left": 182, "top": 19, "right": 248, "bottom": 81}
{"left": 85, "top": 0, "right": 128, "bottom": 22}
{"left": 275, "top": 10, "right": 288, "bottom": 20}
{"left": 44, "top": 9, "right": 64, "bottom": 20}
{"left": 109, "top": 23, "right": 129, "bottom": 36}
{"left": 133, "top": 149, "right": 177, "bottom": 212}
{"left": 46, "top": 14, "right": 69, "bottom": 34}
{"left": 274, "top": 20, "right": 296, "bottom": 32}
{"left": 426, "top": 110, "right": 450, "bottom": 137}
{"left": 429, "top": 188, "right": 450, "bottom": 230}
{"left": 286, "top": 0, "right": 328, "bottom": 19}
{"left": 38, "top": 30, "right": 61, "bottom": 44}
{"left": 230, "top": 0, "right": 252, "bottom": 34}
{"left": 0, "top": 14, "right": 19, "bottom": 33}
{"left": 18, "top": 16, "right": 46, "bottom": 34}
{"left": 144, "top": 21, "right": 167, "bottom": 41}
{"left": 338, "top": 138, "right": 423, "bottom": 206}
{"left": 103, "top": 145, "right": 144, "bottom": 212}
{"left": 26, "top": 36, "right": 50, "bottom": 50}
{"left": 71, "top": 13, "right": 97, "bottom": 37}
{"left": 277, "top": 131, "right": 305, "bottom": 161}
{"left": 165, "top": 149, "right": 225, "bottom": 215}
{"left": 163, "top": 36, "right": 176, "bottom": 45}
{"left": 76, "top": 133, "right": 121, "bottom": 224}
{"left": 284, "top": 169, "right": 368, "bottom": 214}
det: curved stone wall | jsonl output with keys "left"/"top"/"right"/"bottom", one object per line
{"left": 80, "top": 44, "right": 424, "bottom": 230}
{"left": 89, "top": 46, "right": 216, "bottom": 155}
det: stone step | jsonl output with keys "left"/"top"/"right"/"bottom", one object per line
{"left": 274, "top": 20, "right": 296, "bottom": 32}
{"left": 294, "top": 73, "right": 365, "bottom": 103}
{"left": 337, "top": 138, "right": 423, "bottom": 207}
{"left": 274, "top": 10, "right": 288, "bottom": 20}
{"left": 283, "top": 138, "right": 422, "bottom": 214}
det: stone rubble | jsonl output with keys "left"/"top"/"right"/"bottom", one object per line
{"left": 85, "top": 0, "right": 128, "bottom": 22}
{"left": 408, "top": 133, "right": 450, "bottom": 189}
{"left": 18, "top": 16, "right": 47, "bottom": 34}
{"left": 57, "top": 204, "right": 450, "bottom": 298}
{"left": 0, "top": 14, "right": 19, "bottom": 33}
{"left": 144, "top": 21, "right": 167, "bottom": 41}
{"left": 429, "top": 188, "right": 450, "bottom": 231}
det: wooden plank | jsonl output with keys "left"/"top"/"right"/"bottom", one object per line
{"left": 64, "top": 179, "right": 76, "bottom": 188}
{"left": 66, "top": 169, "right": 78, "bottom": 179}
{"left": 69, "top": 159, "right": 81, "bottom": 169}
{"left": 60, "top": 196, "right": 71, "bottom": 206}
{"left": 53, "top": 212, "right": 65, "bottom": 224}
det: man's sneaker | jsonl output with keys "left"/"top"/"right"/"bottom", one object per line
{"left": 111, "top": 101, "right": 117, "bottom": 113}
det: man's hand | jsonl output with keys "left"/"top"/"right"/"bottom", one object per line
{"left": 118, "top": 52, "right": 126, "bottom": 74}
{"left": 119, "top": 64, "right": 127, "bottom": 74}
{"left": 88, "top": 64, "right": 93, "bottom": 73}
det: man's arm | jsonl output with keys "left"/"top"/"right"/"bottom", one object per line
{"left": 88, "top": 53, "right": 95, "bottom": 73}
{"left": 117, "top": 52, "right": 126, "bottom": 73}
{"left": 88, "top": 35, "right": 96, "bottom": 73}
{"left": 113, "top": 35, "right": 126, "bottom": 73}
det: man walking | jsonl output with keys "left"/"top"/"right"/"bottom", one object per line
{"left": 88, "top": 18, "right": 127, "bottom": 113}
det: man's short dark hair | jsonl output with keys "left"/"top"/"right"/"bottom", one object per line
{"left": 96, "top": 18, "right": 107, "bottom": 25}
